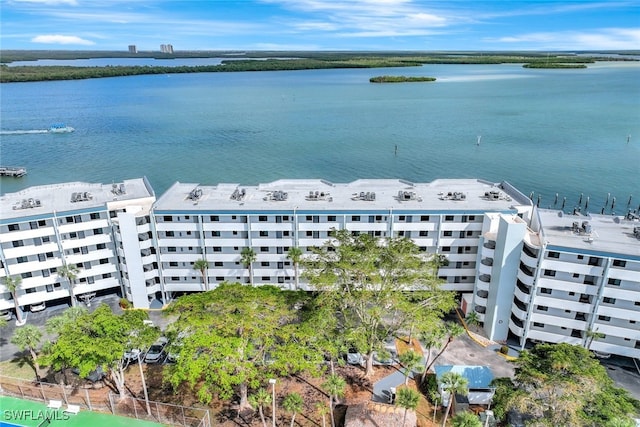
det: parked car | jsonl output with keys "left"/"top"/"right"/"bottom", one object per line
{"left": 123, "top": 348, "right": 143, "bottom": 363}
{"left": 144, "top": 337, "right": 168, "bottom": 363}
{"left": 372, "top": 349, "right": 397, "bottom": 365}
{"left": 30, "top": 302, "right": 46, "bottom": 312}
{"left": 346, "top": 348, "right": 364, "bottom": 366}
{"left": 0, "top": 310, "right": 11, "bottom": 321}
{"left": 71, "top": 366, "right": 105, "bottom": 382}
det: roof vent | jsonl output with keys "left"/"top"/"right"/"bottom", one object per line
{"left": 351, "top": 191, "right": 376, "bottom": 201}
{"left": 306, "top": 190, "right": 330, "bottom": 201}
{"left": 230, "top": 187, "right": 247, "bottom": 201}
{"left": 112, "top": 183, "right": 126, "bottom": 195}
{"left": 71, "top": 192, "right": 93, "bottom": 203}
{"left": 265, "top": 190, "right": 289, "bottom": 201}
{"left": 188, "top": 187, "right": 203, "bottom": 201}
{"left": 12, "top": 198, "right": 41, "bottom": 210}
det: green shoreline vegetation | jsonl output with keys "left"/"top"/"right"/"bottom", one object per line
{"left": 0, "top": 51, "right": 637, "bottom": 83}
{"left": 370, "top": 75, "right": 436, "bottom": 83}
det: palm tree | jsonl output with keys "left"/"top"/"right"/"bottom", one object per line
{"left": 425, "top": 322, "right": 465, "bottom": 375}
{"left": 193, "top": 258, "right": 209, "bottom": 291}
{"left": 440, "top": 372, "right": 469, "bottom": 427}
{"left": 322, "top": 373, "right": 346, "bottom": 427}
{"left": 11, "top": 324, "right": 43, "bottom": 380}
{"left": 286, "top": 247, "right": 303, "bottom": 290}
{"left": 429, "top": 390, "right": 441, "bottom": 423}
{"left": 315, "top": 402, "right": 330, "bottom": 427}
{"left": 585, "top": 327, "right": 605, "bottom": 350}
{"left": 57, "top": 264, "right": 80, "bottom": 307}
{"left": 451, "top": 412, "right": 482, "bottom": 427}
{"left": 3, "top": 275, "right": 24, "bottom": 325}
{"left": 396, "top": 387, "right": 420, "bottom": 427}
{"left": 241, "top": 247, "right": 256, "bottom": 286}
{"left": 465, "top": 311, "right": 481, "bottom": 331}
{"left": 249, "top": 388, "right": 272, "bottom": 427}
{"left": 282, "top": 392, "right": 304, "bottom": 427}
{"left": 399, "top": 349, "right": 423, "bottom": 385}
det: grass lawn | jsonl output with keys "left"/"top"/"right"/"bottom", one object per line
{"left": 0, "top": 396, "right": 168, "bottom": 427}
{"left": 0, "top": 361, "right": 37, "bottom": 381}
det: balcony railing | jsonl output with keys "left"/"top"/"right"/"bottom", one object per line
{"left": 479, "top": 274, "right": 491, "bottom": 283}
{"left": 516, "top": 279, "right": 531, "bottom": 295}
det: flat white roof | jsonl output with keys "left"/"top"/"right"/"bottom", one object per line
{"left": 538, "top": 208, "right": 640, "bottom": 259}
{"left": 0, "top": 178, "right": 154, "bottom": 222}
{"left": 154, "top": 178, "right": 531, "bottom": 213}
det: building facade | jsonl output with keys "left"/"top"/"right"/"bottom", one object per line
{"left": 2, "top": 177, "right": 639, "bottom": 359}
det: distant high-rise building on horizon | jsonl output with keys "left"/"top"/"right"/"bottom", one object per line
{"left": 128, "top": 45, "right": 137, "bottom": 54}
{"left": 160, "top": 44, "right": 174, "bottom": 54}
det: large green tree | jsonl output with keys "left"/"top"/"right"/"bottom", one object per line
{"left": 491, "top": 343, "right": 640, "bottom": 427}
{"left": 11, "top": 324, "right": 43, "bottom": 380}
{"left": 165, "top": 283, "right": 322, "bottom": 410}
{"left": 304, "top": 230, "right": 456, "bottom": 377}
{"left": 44, "top": 304, "right": 157, "bottom": 398}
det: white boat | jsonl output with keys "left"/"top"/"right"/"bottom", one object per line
{"left": 49, "top": 124, "right": 74, "bottom": 133}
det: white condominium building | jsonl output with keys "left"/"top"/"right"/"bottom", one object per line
{"left": 0, "top": 179, "right": 155, "bottom": 315}
{"left": 472, "top": 208, "right": 640, "bottom": 359}
{"left": 2, "top": 177, "right": 639, "bottom": 360}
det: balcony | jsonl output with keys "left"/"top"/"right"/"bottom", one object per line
{"left": 509, "top": 318, "right": 524, "bottom": 336}
{"left": 483, "top": 240, "right": 496, "bottom": 250}
{"left": 479, "top": 274, "right": 491, "bottom": 283}
{"left": 514, "top": 285, "right": 531, "bottom": 304}
{"left": 480, "top": 257, "right": 493, "bottom": 266}
{"left": 517, "top": 269, "right": 535, "bottom": 286}
{"left": 516, "top": 279, "right": 531, "bottom": 295}
{"left": 518, "top": 262, "right": 534, "bottom": 277}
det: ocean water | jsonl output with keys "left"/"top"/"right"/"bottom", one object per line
{"left": 1, "top": 62, "right": 639, "bottom": 212}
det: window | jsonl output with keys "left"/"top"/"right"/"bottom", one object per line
{"left": 548, "top": 251, "right": 560, "bottom": 258}
{"left": 420, "top": 215, "right": 429, "bottom": 222}
{"left": 97, "top": 243, "right": 106, "bottom": 250}
{"left": 211, "top": 231, "right": 220, "bottom": 237}
{"left": 8, "top": 224, "right": 20, "bottom": 231}
{"left": 603, "top": 297, "right": 616, "bottom": 304}
{"left": 214, "top": 262, "right": 223, "bottom": 267}
{"left": 543, "top": 269, "right": 556, "bottom": 277}
{"left": 259, "top": 231, "right": 268, "bottom": 237}
{"left": 469, "top": 215, "right": 476, "bottom": 221}
{"left": 42, "top": 236, "right": 50, "bottom": 243}
{"left": 12, "top": 241, "right": 24, "bottom": 248}
{"left": 260, "top": 247, "right": 269, "bottom": 252}
{"left": 351, "top": 216, "right": 360, "bottom": 222}
{"left": 443, "top": 231, "right": 452, "bottom": 237}
{"left": 93, "top": 228, "right": 103, "bottom": 235}
{"left": 577, "top": 255, "right": 584, "bottom": 260}
{"left": 419, "top": 230, "right": 428, "bottom": 237}
{"left": 444, "top": 215, "right": 454, "bottom": 221}
{"left": 90, "top": 213, "right": 100, "bottom": 220}
{"left": 533, "top": 322, "right": 544, "bottom": 328}
{"left": 169, "top": 262, "right": 178, "bottom": 267}
{"left": 168, "top": 247, "right": 177, "bottom": 252}
{"left": 278, "top": 277, "right": 285, "bottom": 284}
{"left": 17, "top": 256, "right": 28, "bottom": 263}
{"left": 612, "top": 259, "right": 627, "bottom": 267}
{"left": 164, "top": 216, "right": 173, "bottom": 222}
{"left": 537, "top": 305, "right": 548, "bottom": 311}
{"left": 100, "top": 258, "right": 109, "bottom": 264}
{"left": 540, "top": 288, "right": 551, "bottom": 294}
{"left": 588, "top": 257, "right": 601, "bottom": 266}
{"left": 306, "top": 231, "right": 313, "bottom": 237}
{"left": 328, "top": 215, "right": 336, "bottom": 222}
{"left": 210, "top": 215, "right": 219, "bottom": 221}
{"left": 212, "top": 247, "right": 222, "bottom": 252}
{"left": 261, "top": 261, "right": 270, "bottom": 267}
{"left": 259, "top": 216, "right": 268, "bottom": 222}
{"left": 441, "top": 246, "right": 451, "bottom": 252}
{"left": 598, "top": 315, "right": 611, "bottom": 321}
{"left": 30, "top": 221, "right": 38, "bottom": 230}
{"left": 261, "top": 276, "right": 270, "bottom": 281}
{"left": 165, "top": 231, "right": 174, "bottom": 237}
{"left": 608, "top": 278, "right": 621, "bottom": 286}
{"left": 21, "top": 272, "right": 33, "bottom": 279}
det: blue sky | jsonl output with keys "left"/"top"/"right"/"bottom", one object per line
{"left": 1, "top": 0, "right": 639, "bottom": 51}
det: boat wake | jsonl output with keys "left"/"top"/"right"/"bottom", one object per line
{"left": 0, "top": 129, "right": 50, "bottom": 135}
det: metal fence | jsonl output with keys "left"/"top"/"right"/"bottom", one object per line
{"left": 0, "top": 375, "right": 210, "bottom": 427}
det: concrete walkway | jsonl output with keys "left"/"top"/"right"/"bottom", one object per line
{"left": 372, "top": 369, "right": 410, "bottom": 403}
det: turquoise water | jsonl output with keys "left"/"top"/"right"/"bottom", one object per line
{"left": 1, "top": 62, "right": 639, "bottom": 212}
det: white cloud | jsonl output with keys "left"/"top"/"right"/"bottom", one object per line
{"left": 492, "top": 28, "right": 640, "bottom": 50}
{"left": 31, "top": 34, "right": 94, "bottom": 45}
